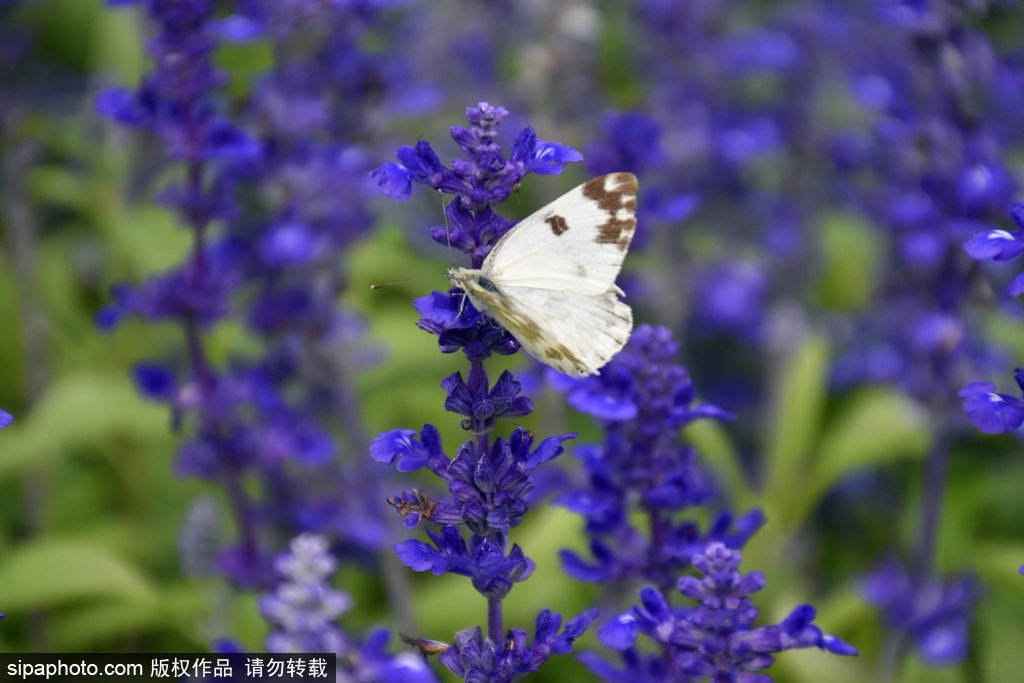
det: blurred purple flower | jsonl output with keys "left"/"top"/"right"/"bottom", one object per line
{"left": 863, "top": 557, "right": 978, "bottom": 665}
{"left": 261, "top": 533, "right": 437, "bottom": 680}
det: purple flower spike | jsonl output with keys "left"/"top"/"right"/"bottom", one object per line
{"left": 593, "top": 543, "right": 856, "bottom": 679}
{"left": 553, "top": 325, "right": 745, "bottom": 588}
{"left": 377, "top": 101, "right": 581, "bottom": 215}
{"left": 372, "top": 105, "right": 593, "bottom": 680}
{"left": 261, "top": 534, "right": 437, "bottom": 680}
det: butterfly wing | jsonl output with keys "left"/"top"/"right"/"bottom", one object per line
{"left": 470, "top": 172, "right": 637, "bottom": 376}
{"left": 482, "top": 172, "right": 638, "bottom": 297}
{"left": 485, "top": 284, "right": 632, "bottom": 376}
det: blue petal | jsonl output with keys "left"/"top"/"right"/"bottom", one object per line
{"left": 95, "top": 87, "right": 142, "bottom": 125}
{"left": 525, "top": 432, "right": 577, "bottom": 468}
{"left": 131, "top": 363, "right": 177, "bottom": 401}
{"left": 963, "top": 229, "right": 1024, "bottom": 261}
{"left": 599, "top": 612, "right": 639, "bottom": 650}
{"left": 959, "top": 382, "right": 1024, "bottom": 434}
{"left": 369, "top": 429, "right": 419, "bottom": 465}
{"left": 213, "top": 15, "right": 264, "bottom": 42}
{"left": 821, "top": 634, "right": 859, "bottom": 656}
{"left": 392, "top": 539, "right": 442, "bottom": 572}
{"left": 1007, "top": 271, "right": 1024, "bottom": 298}
{"left": 259, "top": 222, "right": 316, "bottom": 266}
{"left": 370, "top": 162, "right": 412, "bottom": 200}
{"left": 917, "top": 619, "right": 967, "bottom": 664}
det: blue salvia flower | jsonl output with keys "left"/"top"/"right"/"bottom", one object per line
{"left": 551, "top": 324, "right": 761, "bottom": 589}
{"left": 583, "top": 542, "right": 857, "bottom": 681}
{"left": 0, "top": 411, "right": 12, "bottom": 430}
{"left": 261, "top": 533, "right": 437, "bottom": 682}
{"left": 958, "top": 368, "right": 1024, "bottom": 434}
{"left": 438, "top": 610, "right": 597, "bottom": 682}
{"left": 371, "top": 103, "right": 595, "bottom": 679}
{"left": 963, "top": 203, "right": 1024, "bottom": 297}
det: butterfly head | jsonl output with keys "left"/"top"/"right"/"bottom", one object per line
{"left": 447, "top": 267, "right": 505, "bottom": 312}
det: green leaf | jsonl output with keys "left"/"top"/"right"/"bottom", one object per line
{"left": 814, "top": 212, "right": 882, "bottom": 311}
{"left": 0, "top": 538, "right": 157, "bottom": 611}
{"left": 28, "top": 166, "right": 92, "bottom": 210}
{"left": 0, "top": 371, "right": 166, "bottom": 481}
{"left": 684, "top": 419, "right": 754, "bottom": 506}
{"left": 92, "top": 1, "right": 146, "bottom": 82}
{"left": 763, "top": 335, "right": 829, "bottom": 528}
{"left": 798, "top": 389, "right": 929, "bottom": 523}
{"left": 50, "top": 602, "right": 167, "bottom": 650}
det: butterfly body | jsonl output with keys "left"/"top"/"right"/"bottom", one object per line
{"left": 448, "top": 172, "right": 638, "bottom": 377}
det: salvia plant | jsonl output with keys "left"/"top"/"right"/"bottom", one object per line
{"left": 370, "top": 102, "right": 600, "bottom": 681}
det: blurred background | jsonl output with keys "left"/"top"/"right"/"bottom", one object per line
{"left": 3, "top": 0, "right": 1024, "bottom": 681}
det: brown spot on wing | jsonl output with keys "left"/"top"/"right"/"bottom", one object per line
{"left": 546, "top": 214, "right": 569, "bottom": 235}
{"left": 582, "top": 173, "right": 638, "bottom": 251}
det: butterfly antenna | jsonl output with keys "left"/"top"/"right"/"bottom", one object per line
{"left": 370, "top": 275, "right": 444, "bottom": 290}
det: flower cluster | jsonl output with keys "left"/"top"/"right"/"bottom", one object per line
{"left": 552, "top": 324, "right": 760, "bottom": 589}
{"left": 370, "top": 103, "right": 594, "bottom": 679}
{"left": 963, "top": 203, "right": 1024, "bottom": 298}
{"left": 373, "top": 103, "right": 581, "bottom": 210}
{"left": 584, "top": 543, "right": 857, "bottom": 681}
{"left": 261, "top": 533, "right": 351, "bottom": 654}
{"left": 439, "top": 610, "right": 597, "bottom": 682}
{"left": 260, "top": 533, "right": 436, "bottom": 682}
{"left": 959, "top": 368, "right": 1024, "bottom": 434}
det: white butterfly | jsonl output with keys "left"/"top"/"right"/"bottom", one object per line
{"left": 448, "top": 172, "right": 637, "bottom": 377}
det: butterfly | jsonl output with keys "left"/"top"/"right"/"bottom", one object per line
{"left": 448, "top": 172, "right": 637, "bottom": 377}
